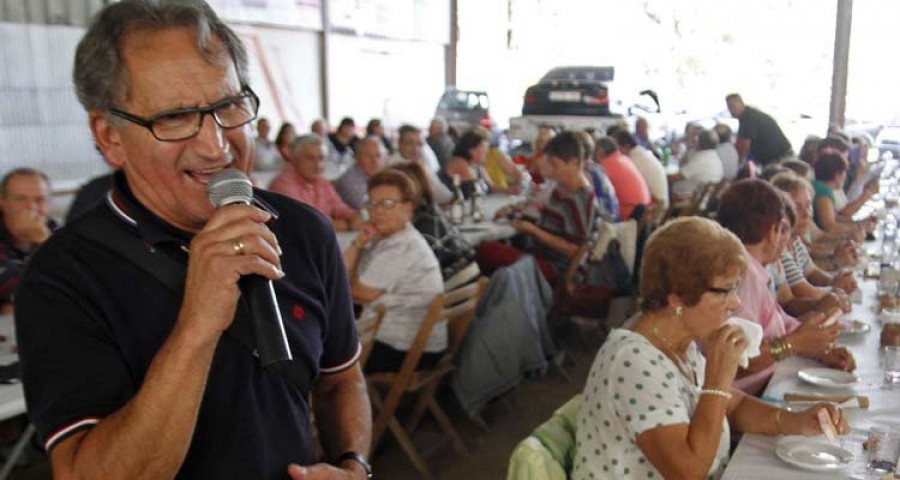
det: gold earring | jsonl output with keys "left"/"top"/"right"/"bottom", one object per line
{"left": 675, "top": 306, "right": 683, "bottom": 317}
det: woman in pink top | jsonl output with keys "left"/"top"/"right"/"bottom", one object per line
{"left": 717, "top": 179, "right": 854, "bottom": 396}
{"left": 269, "top": 135, "right": 361, "bottom": 231}
{"left": 594, "top": 136, "right": 650, "bottom": 220}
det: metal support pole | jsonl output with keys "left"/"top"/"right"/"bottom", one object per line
{"left": 829, "top": 0, "right": 853, "bottom": 129}
{"left": 445, "top": 0, "right": 458, "bottom": 88}
{"left": 319, "top": 0, "right": 331, "bottom": 121}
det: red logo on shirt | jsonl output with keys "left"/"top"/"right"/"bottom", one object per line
{"left": 292, "top": 304, "right": 306, "bottom": 321}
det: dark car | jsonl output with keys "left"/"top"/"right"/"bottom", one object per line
{"left": 522, "top": 66, "right": 616, "bottom": 116}
{"left": 435, "top": 88, "right": 492, "bottom": 133}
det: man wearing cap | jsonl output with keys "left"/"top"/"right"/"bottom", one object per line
{"left": 15, "top": 1, "right": 371, "bottom": 479}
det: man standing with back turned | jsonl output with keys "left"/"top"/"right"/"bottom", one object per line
{"left": 726, "top": 93, "right": 793, "bottom": 166}
{"left": 15, "top": 1, "right": 371, "bottom": 479}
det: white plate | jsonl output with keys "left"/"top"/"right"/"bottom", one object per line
{"left": 840, "top": 319, "right": 871, "bottom": 335}
{"left": 775, "top": 437, "right": 854, "bottom": 472}
{"left": 798, "top": 368, "right": 859, "bottom": 389}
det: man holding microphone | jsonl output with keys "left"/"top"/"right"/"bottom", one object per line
{"left": 15, "top": 1, "right": 371, "bottom": 478}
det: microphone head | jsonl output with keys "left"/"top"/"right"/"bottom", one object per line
{"left": 208, "top": 168, "right": 253, "bottom": 207}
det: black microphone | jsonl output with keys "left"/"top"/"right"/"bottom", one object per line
{"left": 208, "top": 168, "right": 292, "bottom": 367}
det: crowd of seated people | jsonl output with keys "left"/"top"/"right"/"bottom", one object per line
{"left": 46, "top": 101, "right": 883, "bottom": 478}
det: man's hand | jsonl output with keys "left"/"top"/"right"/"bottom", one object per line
{"left": 6, "top": 209, "right": 50, "bottom": 246}
{"left": 179, "top": 205, "right": 282, "bottom": 341}
{"left": 288, "top": 462, "right": 365, "bottom": 480}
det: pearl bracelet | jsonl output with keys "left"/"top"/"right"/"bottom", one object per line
{"left": 700, "top": 388, "right": 732, "bottom": 400}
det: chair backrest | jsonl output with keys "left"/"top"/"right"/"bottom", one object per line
{"left": 506, "top": 395, "right": 581, "bottom": 480}
{"left": 699, "top": 179, "right": 729, "bottom": 217}
{"left": 356, "top": 305, "right": 386, "bottom": 368}
{"left": 394, "top": 277, "right": 488, "bottom": 376}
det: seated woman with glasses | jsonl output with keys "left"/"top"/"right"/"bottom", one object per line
{"left": 573, "top": 217, "right": 849, "bottom": 480}
{"left": 717, "top": 179, "right": 854, "bottom": 396}
{"left": 343, "top": 170, "right": 444, "bottom": 373}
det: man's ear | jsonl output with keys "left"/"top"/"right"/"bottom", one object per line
{"left": 90, "top": 111, "right": 127, "bottom": 169}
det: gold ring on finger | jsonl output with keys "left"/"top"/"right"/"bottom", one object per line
{"left": 233, "top": 239, "right": 246, "bottom": 255}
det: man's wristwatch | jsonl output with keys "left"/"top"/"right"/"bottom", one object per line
{"left": 334, "top": 451, "right": 373, "bottom": 479}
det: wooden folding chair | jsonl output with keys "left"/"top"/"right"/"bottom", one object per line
{"left": 367, "top": 278, "right": 488, "bottom": 480}
{"left": 698, "top": 179, "right": 729, "bottom": 218}
{"left": 356, "top": 305, "right": 386, "bottom": 369}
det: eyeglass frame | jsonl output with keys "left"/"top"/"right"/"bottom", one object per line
{"left": 707, "top": 282, "right": 740, "bottom": 297}
{"left": 364, "top": 198, "right": 409, "bottom": 211}
{"left": 107, "top": 86, "right": 260, "bottom": 142}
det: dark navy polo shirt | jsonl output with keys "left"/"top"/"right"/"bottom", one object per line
{"left": 15, "top": 172, "right": 360, "bottom": 479}
{"left": 737, "top": 105, "right": 792, "bottom": 165}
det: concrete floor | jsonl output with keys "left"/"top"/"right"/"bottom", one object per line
{"left": 4, "top": 325, "right": 602, "bottom": 480}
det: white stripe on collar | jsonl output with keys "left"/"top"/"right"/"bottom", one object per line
{"left": 105, "top": 191, "right": 137, "bottom": 227}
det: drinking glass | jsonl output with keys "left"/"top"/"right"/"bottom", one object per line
{"left": 868, "top": 426, "right": 900, "bottom": 473}
{"left": 885, "top": 346, "right": 900, "bottom": 388}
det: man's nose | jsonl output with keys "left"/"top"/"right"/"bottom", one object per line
{"left": 192, "top": 113, "right": 229, "bottom": 160}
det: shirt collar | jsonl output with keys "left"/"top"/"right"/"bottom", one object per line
{"left": 106, "top": 170, "right": 279, "bottom": 249}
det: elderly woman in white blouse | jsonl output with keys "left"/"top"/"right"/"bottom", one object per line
{"left": 343, "top": 169, "right": 444, "bottom": 373}
{"left": 573, "top": 217, "right": 849, "bottom": 480}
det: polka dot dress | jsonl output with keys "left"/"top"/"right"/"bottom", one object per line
{"left": 572, "top": 329, "right": 730, "bottom": 479}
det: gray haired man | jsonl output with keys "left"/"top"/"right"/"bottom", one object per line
{"left": 15, "top": 1, "right": 372, "bottom": 479}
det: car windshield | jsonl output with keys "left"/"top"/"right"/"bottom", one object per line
{"left": 440, "top": 91, "right": 489, "bottom": 111}
{"left": 878, "top": 127, "right": 900, "bottom": 144}
{"left": 541, "top": 67, "right": 614, "bottom": 83}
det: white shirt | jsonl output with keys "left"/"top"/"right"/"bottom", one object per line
{"left": 716, "top": 142, "right": 740, "bottom": 180}
{"left": 254, "top": 137, "right": 281, "bottom": 171}
{"left": 673, "top": 149, "right": 724, "bottom": 197}
{"left": 357, "top": 224, "right": 445, "bottom": 352}
{"left": 385, "top": 152, "right": 453, "bottom": 204}
{"left": 572, "top": 329, "right": 730, "bottom": 480}
{"left": 834, "top": 187, "right": 849, "bottom": 211}
{"left": 627, "top": 146, "right": 669, "bottom": 210}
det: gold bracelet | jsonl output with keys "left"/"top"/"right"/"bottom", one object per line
{"left": 781, "top": 338, "right": 794, "bottom": 357}
{"left": 775, "top": 408, "right": 786, "bottom": 435}
{"left": 769, "top": 339, "right": 784, "bottom": 361}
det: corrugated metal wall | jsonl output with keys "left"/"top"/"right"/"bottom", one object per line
{"left": 0, "top": 22, "right": 106, "bottom": 187}
{"left": 0, "top": 0, "right": 108, "bottom": 26}
{"left": 0, "top": 1, "right": 111, "bottom": 191}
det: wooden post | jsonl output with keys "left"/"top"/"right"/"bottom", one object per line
{"left": 829, "top": 0, "right": 853, "bottom": 129}
{"left": 445, "top": 0, "right": 458, "bottom": 88}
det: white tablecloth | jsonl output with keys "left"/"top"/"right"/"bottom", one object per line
{"left": 723, "top": 277, "right": 899, "bottom": 479}
{"left": 336, "top": 194, "right": 518, "bottom": 250}
{"left": 0, "top": 315, "right": 24, "bottom": 423}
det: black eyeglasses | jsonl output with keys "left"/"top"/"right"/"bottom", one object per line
{"left": 108, "top": 87, "right": 260, "bottom": 142}
{"left": 365, "top": 198, "right": 405, "bottom": 211}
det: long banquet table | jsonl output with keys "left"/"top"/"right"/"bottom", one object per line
{"left": 724, "top": 217, "right": 900, "bottom": 477}
{"left": 336, "top": 193, "right": 518, "bottom": 250}
{"left": 0, "top": 314, "right": 31, "bottom": 480}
